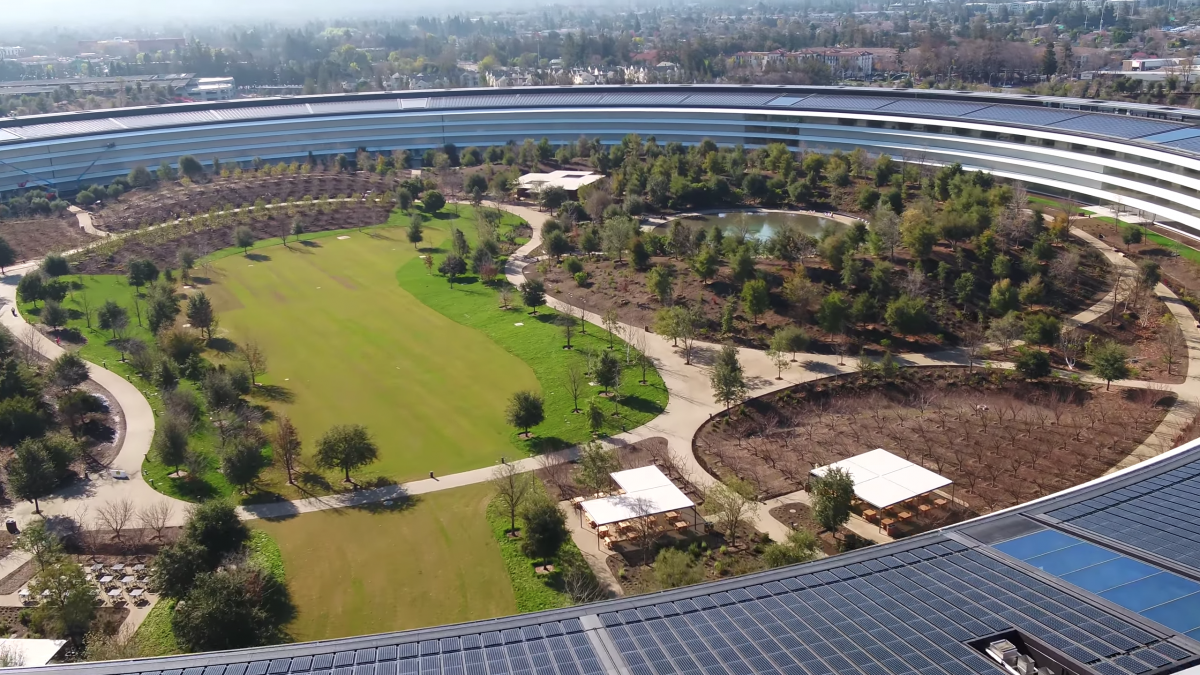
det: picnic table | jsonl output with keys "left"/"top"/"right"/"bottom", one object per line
{"left": 98, "top": 575, "right": 113, "bottom": 584}
{"left": 132, "top": 563, "right": 145, "bottom": 572}
{"left": 89, "top": 564, "right": 104, "bottom": 573}
{"left": 107, "top": 589, "right": 122, "bottom": 600}
{"left": 120, "top": 576, "right": 136, "bottom": 585}
{"left": 111, "top": 563, "right": 125, "bottom": 572}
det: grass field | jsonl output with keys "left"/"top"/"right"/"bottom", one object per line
{"left": 204, "top": 212, "right": 540, "bottom": 483}
{"left": 396, "top": 216, "right": 669, "bottom": 452}
{"left": 253, "top": 483, "right": 516, "bottom": 641}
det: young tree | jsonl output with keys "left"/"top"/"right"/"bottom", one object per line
{"left": 406, "top": 213, "right": 424, "bottom": 250}
{"left": 566, "top": 362, "right": 585, "bottom": 413}
{"left": 15, "top": 520, "right": 62, "bottom": 571}
{"left": 491, "top": 462, "right": 534, "bottom": 533}
{"left": 439, "top": 254, "right": 467, "bottom": 288}
{"left": 315, "top": 424, "right": 380, "bottom": 483}
{"left": 520, "top": 499, "right": 570, "bottom": 562}
{"left": 704, "top": 477, "right": 756, "bottom": 546}
{"left": 17, "top": 271, "right": 44, "bottom": 307}
{"left": 154, "top": 412, "right": 191, "bottom": 475}
{"left": 557, "top": 314, "right": 577, "bottom": 349}
{"left": 233, "top": 226, "right": 255, "bottom": 255}
{"left": 519, "top": 280, "right": 545, "bottom": 313}
{"left": 271, "top": 414, "right": 302, "bottom": 485}
{"left": 96, "top": 498, "right": 136, "bottom": 543}
{"left": 710, "top": 344, "right": 748, "bottom": 410}
{"left": 127, "top": 259, "right": 159, "bottom": 293}
{"left": 1014, "top": 347, "right": 1052, "bottom": 379}
{"left": 138, "top": 501, "right": 174, "bottom": 542}
{"left": 772, "top": 325, "right": 810, "bottom": 362}
{"left": 41, "top": 300, "right": 68, "bottom": 333}
{"left": 646, "top": 266, "right": 674, "bottom": 305}
{"left": 29, "top": 560, "right": 97, "bottom": 649}
{"left": 0, "top": 236, "right": 15, "bottom": 274}
{"left": 222, "top": 432, "right": 271, "bottom": 495}
{"left": 767, "top": 346, "right": 791, "bottom": 380}
{"left": 741, "top": 279, "right": 770, "bottom": 323}
{"left": 239, "top": 340, "right": 267, "bottom": 385}
{"left": 97, "top": 300, "right": 129, "bottom": 339}
{"left": 986, "top": 312, "right": 1024, "bottom": 355}
{"left": 1092, "top": 340, "right": 1130, "bottom": 390}
{"left": 692, "top": 247, "right": 718, "bottom": 283}
{"left": 576, "top": 441, "right": 618, "bottom": 493}
{"left": 595, "top": 351, "right": 621, "bottom": 394}
{"left": 186, "top": 292, "right": 217, "bottom": 341}
{"left": 41, "top": 254, "right": 70, "bottom": 277}
{"left": 506, "top": 390, "right": 545, "bottom": 436}
{"left": 602, "top": 308, "right": 620, "bottom": 349}
{"left": 810, "top": 467, "right": 854, "bottom": 535}
{"left": 1160, "top": 316, "right": 1185, "bottom": 376}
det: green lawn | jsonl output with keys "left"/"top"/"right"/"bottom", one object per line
{"left": 204, "top": 214, "right": 540, "bottom": 483}
{"left": 396, "top": 217, "right": 668, "bottom": 452}
{"left": 253, "top": 483, "right": 516, "bottom": 641}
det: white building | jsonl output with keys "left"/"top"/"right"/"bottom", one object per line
{"left": 185, "top": 76, "right": 235, "bottom": 101}
{"left": 0, "top": 47, "right": 25, "bottom": 57}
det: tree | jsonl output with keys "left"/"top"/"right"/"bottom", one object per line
{"left": 154, "top": 412, "right": 191, "bottom": 475}
{"left": 595, "top": 351, "right": 621, "bottom": 394}
{"left": 602, "top": 308, "right": 620, "bottom": 349}
{"left": 520, "top": 499, "right": 569, "bottom": 562}
{"left": 884, "top": 294, "right": 928, "bottom": 335}
{"left": 1014, "top": 347, "right": 1052, "bottom": 378}
{"left": 422, "top": 190, "right": 446, "bottom": 212}
{"left": 762, "top": 529, "right": 820, "bottom": 568}
{"left": 545, "top": 230, "right": 571, "bottom": 261}
{"left": 291, "top": 219, "right": 305, "bottom": 241}
{"left": 222, "top": 432, "right": 270, "bottom": 495}
{"left": 1023, "top": 313, "right": 1061, "bottom": 346}
{"left": 566, "top": 362, "right": 585, "bottom": 413}
{"left": 576, "top": 441, "right": 618, "bottom": 492}
{"left": 172, "top": 567, "right": 290, "bottom": 652}
{"left": 586, "top": 398, "right": 605, "bottom": 436}
{"left": 238, "top": 340, "right": 267, "bottom": 386}
{"left": 15, "top": 520, "right": 62, "bottom": 571}
{"left": 691, "top": 246, "right": 719, "bottom": 285}
{"left": 989, "top": 278, "right": 1019, "bottom": 314}
{"left": 50, "top": 352, "right": 89, "bottom": 391}
{"left": 178, "top": 155, "right": 204, "bottom": 181}
{"left": 704, "top": 477, "right": 756, "bottom": 546}
{"left": 818, "top": 291, "right": 851, "bottom": 335}
{"left": 741, "top": 279, "right": 769, "bottom": 323}
{"left": 41, "top": 300, "right": 67, "bottom": 333}
{"left": 954, "top": 272, "right": 976, "bottom": 306}
{"left": 438, "top": 254, "right": 467, "bottom": 288}
{"left": 506, "top": 390, "right": 545, "bottom": 436}
{"left": 152, "top": 539, "right": 211, "bottom": 599}
{"left": 233, "top": 226, "right": 255, "bottom": 255}
{"left": 127, "top": 259, "right": 159, "bottom": 292}
{"left": 654, "top": 548, "right": 704, "bottom": 589}
{"left": 186, "top": 292, "right": 217, "bottom": 341}
{"left": 29, "top": 560, "right": 96, "bottom": 648}
{"left": 710, "top": 344, "right": 748, "bottom": 410}
{"left": 767, "top": 346, "right": 790, "bottom": 380}
{"left": 1092, "top": 340, "right": 1130, "bottom": 390}
{"left": 97, "top": 300, "right": 129, "bottom": 339}
{"left": 17, "top": 271, "right": 44, "bottom": 307}
{"left": 139, "top": 501, "right": 174, "bottom": 542}
{"left": 772, "top": 325, "right": 809, "bottom": 361}
{"left": 406, "top": 214, "right": 424, "bottom": 250}
{"left": 271, "top": 414, "right": 302, "bottom": 485}
{"left": 7, "top": 442, "right": 57, "bottom": 512}
{"left": 646, "top": 266, "right": 674, "bottom": 305}
{"left": 491, "top": 462, "right": 534, "bottom": 533}
{"left": 519, "top": 280, "right": 545, "bottom": 313}
{"left": 730, "top": 246, "right": 756, "bottom": 284}
{"left": 184, "top": 499, "right": 249, "bottom": 565}
{"left": 0, "top": 237, "right": 15, "bottom": 274}
{"left": 987, "top": 312, "right": 1024, "bottom": 355}
{"left": 810, "top": 467, "right": 854, "bottom": 535}
{"left": 1042, "top": 42, "right": 1058, "bottom": 77}
{"left": 315, "top": 424, "right": 379, "bottom": 483}
{"left": 1161, "top": 316, "right": 1185, "bottom": 376}
{"left": 41, "top": 254, "right": 70, "bottom": 277}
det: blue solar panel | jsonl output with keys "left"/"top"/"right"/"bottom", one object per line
{"left": 877, "top": 100, "right": 990, "bottom": 116}
{"left": 1046, "top": 114, "right": 1187, "bottom": 139}
{"left": 995, "top": 529, "right": 1200, "bottom": 638}
{"left": 795, "top": 95, "right": 896, "bottom": 111}
{"left": 962, "top": 105, "right": 1085, "bottom": 126}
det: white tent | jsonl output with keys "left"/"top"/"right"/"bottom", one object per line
{"left": 811, "top": 448, "right": 951, "bottom": 510}
{"left": 581, "top": 465, "right": 695, "bottom": 527}
{"left": 0, "top": 638, "right": 66, "bottom": 667}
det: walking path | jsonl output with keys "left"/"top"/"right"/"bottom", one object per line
{"left": 0, "top": 200, "right": 1195, "bottom": 562}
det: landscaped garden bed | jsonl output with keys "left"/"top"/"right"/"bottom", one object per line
{"left": 695, "top": 367, "right": 1172, "bottom": 513}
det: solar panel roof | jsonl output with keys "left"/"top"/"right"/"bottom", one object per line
{"left": 792, "top": 95, "right": 896, "bottom": 111}
{"left": 10, "top": 117, "right": 124, "bottom": 139}
{"left": 597, "top": 92, "right": 689, "bottom": 105}
{"left": 962, "top": 105, "right": 1087, "bottom": 126}
{"left": 308, "top": 100, "right": 402, "bottom": 115}
{"left": 877, "top": 100, "right": 991, "bottom": 116}
{"left": 212, "top": 104, "right": 312, "bottom": 121}
{"left": 680, "top": 92, "right": 779, "bottom": 107}
{"left": 114, "top": 110, "right": 222, "bottom": 129}
{"left": 1046, "top": 114, "right": 1189, "bottom": 139}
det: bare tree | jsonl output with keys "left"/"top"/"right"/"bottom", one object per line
{"left": 19, "top": 324, "right": 41, "bottom": 367}
{"left": 239, "top": 339, "right": 268, "bottom": 385}
{"left": 1059, "top": 327, "right": 1086, "bottom": 370}
{"left": 78, "top": 288, "right": 94, "bottom": 329}
{"left": 538, "top": 452, "right": 574, "bottom": 498}
{"left": 565, "top": 362, "right": 585, "bottom": 413}
{"left": 632, "top": 331, "right": 652, "bottom": 384}
{"left": 624, "top": 496, "right": 663, "bottom": 565}
{"left": 271, "top": 414, "right": 303, "bottom": 484}
{"left": 137, "top": 501, "right": 174, "bottom": 542}
{"left": 1160, "top": 317, "right": 1186, "bottom": 376}
{"left": 97, "top": 498, "right": 135, "bottom": 543}
{"left": 498, "top": 284, "right": 513, "bottom": 310}
{"left": 491, "top": 462, "right": 534, "bottom": 533}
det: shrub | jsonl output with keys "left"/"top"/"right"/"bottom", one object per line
{"left": 1014, "top": 347, "right": 1051, "bottom": 378}
{"left": 562, "top": 257, "right": 584, "bottom": 275}
{"left": 574, "top": 271, "right": 588, "bottom": 287}
{"left": 654, "top": 548, "right": 704, "bottom": 589}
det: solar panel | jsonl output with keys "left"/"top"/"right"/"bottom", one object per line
{"left": 429, "top": 95, "right": 523, "bottom": 109}
{"left": 961, "top": 105, "right": 1085, "bottom": 126}
{"left": 597, "top": 92, "right": 689, "bottom": 105}
{"left": 1046, "top": 114, "right": 1188, "bottom": 139}
{"left": 115, "top": 110, "right": 222, "bottom": 129}
{"left": 0, "top": 128, "right": 19, "bottom": 142}
{"left": 10, "top": 117, "right": 124, "bottom": 138}
{"left": 309, "top": 100, "right": 402, "bottom": 114}
{"left": 794, "top": 95, "right": 896, "bottom": 111}
{"left": 213, "top": 104, "right": 311, "bottom": 121}
{"left": 400, "top": 98, "right": 429, "bottom": 110}
{"left": 680, "top": 93, "right": 779, "bottom": 107}
{"left": 517, "top": 92, "right": 604, "bottom": 107}
{"left": 877, "top": 100, "right": 990, "bottom": 116}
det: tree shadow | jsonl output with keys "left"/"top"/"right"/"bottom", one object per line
{"left": 297, "top": 470, "right": 333, "bottom": 493}
{"left": 189, "top": 275, "right": 213, "bottom": 286}
{"left": 620, "top": 393, "right": 666, "bottom": 414}
{"left": 800, "top": 359, "right": 842, "bottom": 375}
{"left": 206, "top": 337, "right": 238, "bottom": 354}
{"left": 689, "top": 344, "right": 718, "bottom": 367}
{"left": 165, "top": 475, "right": 219, "bottom": 501}
{"left": 299, "top": 239, "right": 322, "bottom": 248}
{"left": 246, "top": 253, "right": 272, "bottom": 262}
{"left": 363, "top": 230, "right": 396, "bottom": 241}
{"left": 252, "top": 384, "right": 295, "bottom": 403}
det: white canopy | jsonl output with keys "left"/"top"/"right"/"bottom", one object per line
{"left": 581, "top": 466, "right": 694, "bottom": 526}
{"left": 811, "top": 448, "right": 951, "bottom": 510}
{"left": 0, "top": 638, "right": 66, "bottom": 667}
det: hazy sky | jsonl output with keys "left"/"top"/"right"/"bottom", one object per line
{"left": 3, "top": 0, "right": 518, "bottom": 31}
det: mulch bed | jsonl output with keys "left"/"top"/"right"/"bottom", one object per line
{"left": 0, "top": 215, "right": 98, "bottom": 262}
{"left": 695, "top": 367, "right": 1171, "bottom": 513}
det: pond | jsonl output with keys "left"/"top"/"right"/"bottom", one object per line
{"left": 655, "top": 211, "right": 842, "bottom": 242}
